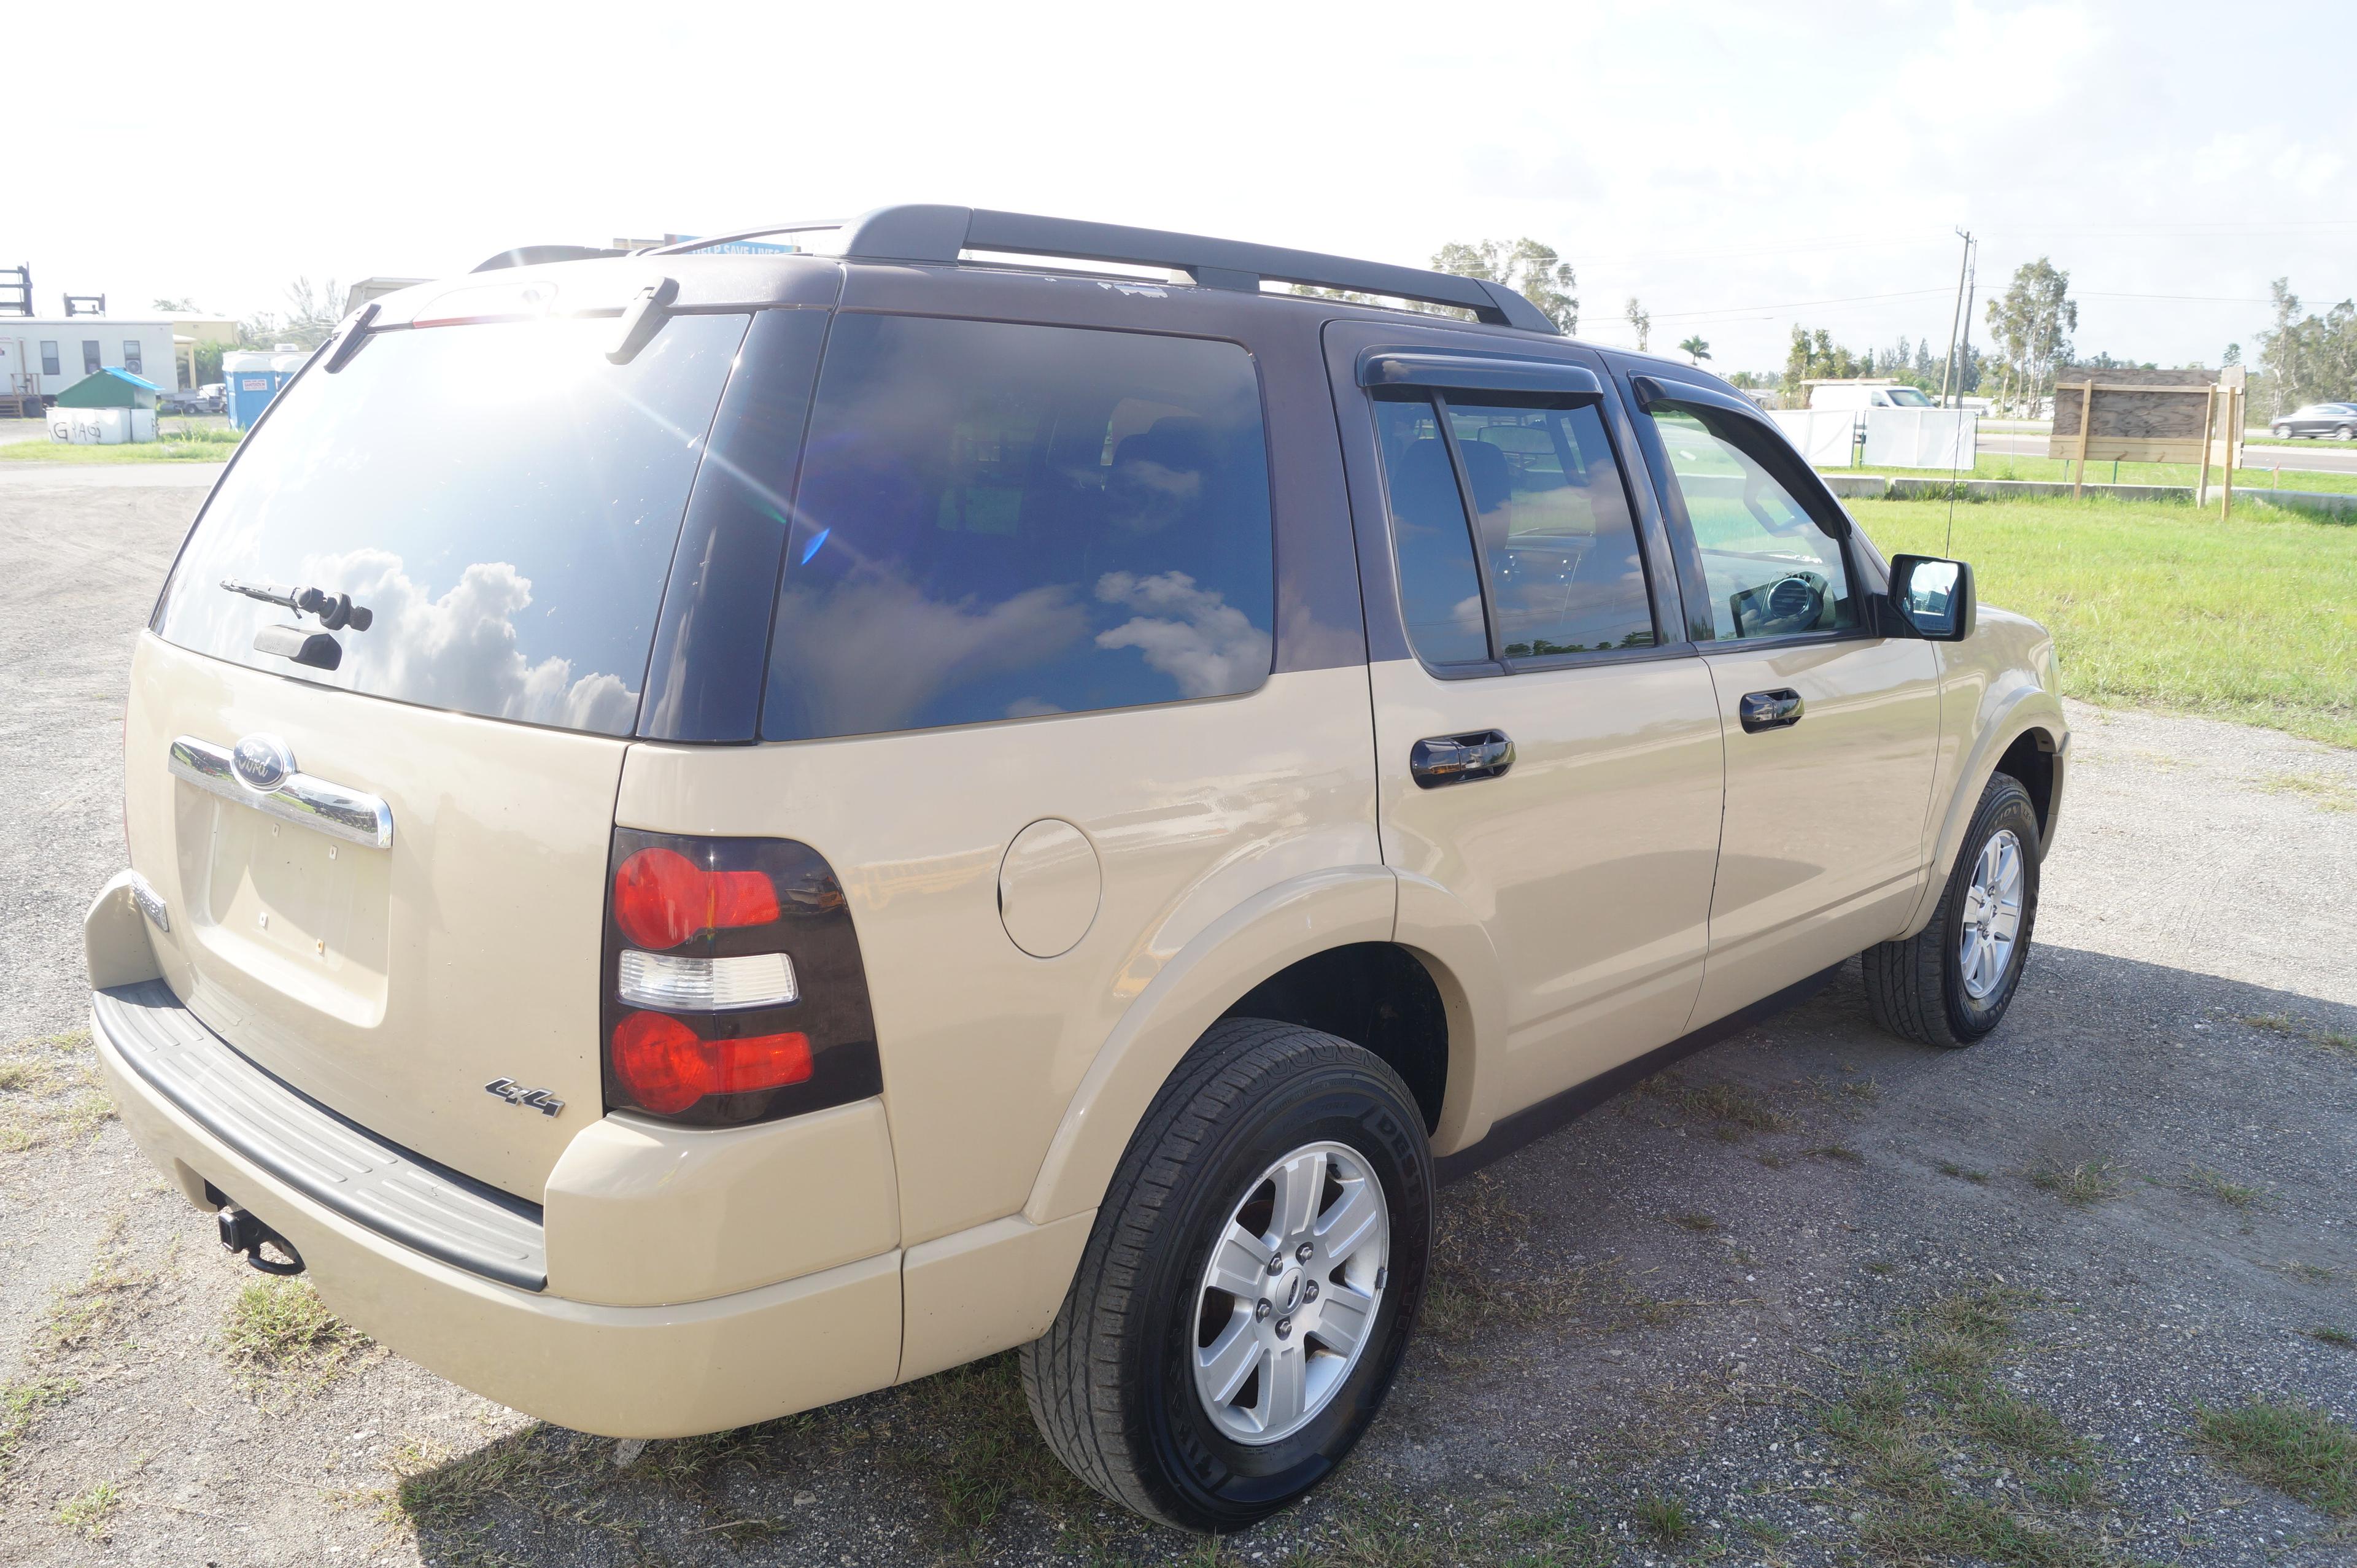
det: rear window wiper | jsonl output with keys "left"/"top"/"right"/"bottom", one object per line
{"left": 220, "top": 577, "right": 375, "bottom": 632}
{"left": 222, "top": 579, "right": 375, "bottom": 672}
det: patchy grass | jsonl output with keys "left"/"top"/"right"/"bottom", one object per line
{"left": 2194, "top": 1399, "right": 2357, "bottom": 1516}
{"left": 1663, "top": 1211, "right": 1718, "bottom": 1234}
{"left": 892, "top": 1353, "right": 1112, "bottom": 1552}
{"left": 2185, "top": 1165, "right": 2266, "bottom": 1212}
{"left": 1821, "top": 1286, "right": 2125, "bottom": 1565}
{"left": 2262, "top": 773, "right": 2357, "bottom": 812}
{"left": 1631, "top": 1493, "right": 1693, "bottom": 1544}
{"left": 2280, "top": 1261, "right": 2343, "bottom": 1286}
{"left": 219, "top": 1278, "right": 369, "bottom": 1399}
{"left": 2238, "top": 1011, "right": 2357, "bottom": 1057}
{"left": 55, "top": 1478, "right": 126, "bottom": 1539}
{"left": 1857, "top": 496, "right": 2357, "bottom": 749}
{"left": 1805, "top": 1144, "right": 1865, "bottom": 1165}
{"left": 44, "top": 1220, "right": 160, "bottom": 1353}
{"left": 2026, "top": 1157, "right": 2123, "bottom": 1207}
{"left": 2304, "top": 1326, "right": 2356, "bottom": 1350}
{"left": 1422, "top": 1175, "right": 1683, "bottom": 1351}
{"left": 1936, "top": 1159, "right": 1992, "bottom": 1184}
{"left": 0, "top": 1377, "right": 77, "bottom": 1475}
{"left": 0, "top": 1029, "right": 109, "bottom": 1154}
{"left": 1636, "top": 1070, "right": 1795, "bottom": 1138}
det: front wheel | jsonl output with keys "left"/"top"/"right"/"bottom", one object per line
{"left": 2337, "top": 425, "right": 2356, "bottom": 441}
{"left": 1021, "top": 1019, "right": 1433, "bottom": 1532}
{"left": 1864, "top": 772, "right": 2042, "bottom": 1048}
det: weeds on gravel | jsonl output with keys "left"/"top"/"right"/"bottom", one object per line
{"left": 1631, "top": 1493, "right": 1693, "bottom": 1542}
{"left": 43, "top": 1219, "right": 160, "bottom": 1353}
{"left": 219, "top": 1277, "right": 368, "bottom": 1399}
{"left": 2026, "top": 1157, "right": 2123, "bottom": 1207}
{"left": 1937, "top": 1160, "right": 1992, "bottom": 1184}
{"left": 1423, "top": 1176, "right": 1682, "bottom": 1351}
{"left": 0, "top": 1376, "right": 77, "bottom": 1475}
{"left": 0, "top": 1028, "right": 109, "bottom": 1154}
{"left": 2185, "top": 1165, "right": 2266, "bottom": 1212}
{"left": 2261, "top": 773, "right": 2357, "bottom": 813}
{"left": 1665, "top": 1211, "right": 1718, "bottom": 1234}
{"left": 2193, "top": 1398, "right": 2357, "bottom": 1516}
{"left": 2238, "top": 1011, "right": 2357, "bottom": 1058}
{"left": 55, "top": 1478, "right": 125, "bottom": 1539}
{"left": 1636, "top": 1070, "right": 1795, "bottom": 1138}
{"left": 893, "top": 1351, "right": 1118, "bottom": 1554}
{"left": 2306, "top": 1326, "right": 2356, "bottom": 1350}
{"left": 1820, "top": 1286, "right": 2127, "bottom": 1566}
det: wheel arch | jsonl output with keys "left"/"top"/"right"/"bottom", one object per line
{"left": 1903, "top": 685, "right": 2065, "bottom": 939}
{"left": 1021, "top": 868, "right": 1507, "bottom": 1227}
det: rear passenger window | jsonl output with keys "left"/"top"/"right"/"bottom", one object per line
{"left": 1374, "top": 388, "right": 1655, "bottom": 665}
{"left": 761, "top": 317, "right": 1273, "bottom": 741}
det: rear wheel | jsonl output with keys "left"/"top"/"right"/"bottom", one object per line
{"left": 1863, "top": 772, "right": 2040, "bottom": 1048}
{"left": 1021, "top": 1019, "right": 1433, "bottom": 1532}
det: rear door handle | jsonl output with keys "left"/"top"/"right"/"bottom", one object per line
{"left": 1411, "top": 730, "right": 1514, "bottom": 787}
{"left": 1739, "top": 689, "right": 1805, "bottom": 733}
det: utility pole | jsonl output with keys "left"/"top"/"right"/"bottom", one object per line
{"left": 1956, "top": 240, "right": 1977, "bottom": 408}
{"left": 1939, "top": 228, "right": 1973, "bottom": 409}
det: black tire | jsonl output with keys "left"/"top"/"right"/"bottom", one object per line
{"left": 1863, "top": 771, "right": 2041, "bottom": 1048}
{"left": 1020, "top": 1019, "right": 1433, "bottom": 1533}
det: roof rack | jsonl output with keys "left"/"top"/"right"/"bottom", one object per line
{"left": 644, "top": 206, "right": 1561, "bottom": 334}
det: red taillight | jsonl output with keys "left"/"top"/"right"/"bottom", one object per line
{"left": 613, "top": 847, "right": 781, "bottom": 951}
{"left": 610, "top": 1011, "right": 813, "bottom": 1116}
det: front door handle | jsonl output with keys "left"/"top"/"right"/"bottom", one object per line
{"left": 1739, "top": 689, "right": 1805, "bottom": 733}
{"left": 1411, "top": 730, "right": 1514, "bottom": 787}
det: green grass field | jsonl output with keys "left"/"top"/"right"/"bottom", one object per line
{"left": 1827, "top": 453, "right": 2357, "bottom": 496}
{"left": 0, "top": 425, "right": 240, "bottom": 464}
{"left": 1855, "top": 496, "right": 2357, "bottom": 749}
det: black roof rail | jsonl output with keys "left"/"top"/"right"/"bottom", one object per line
{"left": 646, "top": 206, "right": 1560, "bottom": 334}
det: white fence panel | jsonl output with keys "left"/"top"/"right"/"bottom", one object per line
{"left": 1862, "top": 408, "right": 1977, "bottom": 471}
{"left": 1768, "top": 409, "right": 1857, "bottom": 466}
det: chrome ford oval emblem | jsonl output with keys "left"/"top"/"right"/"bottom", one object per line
{"left": 230, "top": 734, "right": 296, "bottom": 794}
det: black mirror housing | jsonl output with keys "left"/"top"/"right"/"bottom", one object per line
{"left": 1889, "top": 554, "right": 1975, "bottom": 641}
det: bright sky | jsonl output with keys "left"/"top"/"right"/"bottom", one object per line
{"left": 24, "top": 1, "right": 2353, "bottom": 374}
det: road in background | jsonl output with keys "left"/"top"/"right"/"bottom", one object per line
{"left": 1978, "top": 428, "right": 2357, "bottom": 476}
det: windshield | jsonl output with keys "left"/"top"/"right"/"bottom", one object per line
{"left": 152, "top": 312, "right": 749, "bottom": 736}
{"left": 1885, "top": 387, "right": 1933, "bottom": 406}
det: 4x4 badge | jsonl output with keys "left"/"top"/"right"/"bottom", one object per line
{"left": 484, "top": 1078, "right": 566, "bottom": 1118}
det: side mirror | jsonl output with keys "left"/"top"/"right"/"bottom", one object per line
{"left": 1889, "top": 554, "right": 1974, "bottom": 641}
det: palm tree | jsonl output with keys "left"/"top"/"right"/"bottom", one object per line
{"left": 1679, "top": 336, "right": 1712, "bottom": 366}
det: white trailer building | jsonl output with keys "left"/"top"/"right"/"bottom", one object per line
{"left": 0, "top": 317, "right": 183, "bottom": 403}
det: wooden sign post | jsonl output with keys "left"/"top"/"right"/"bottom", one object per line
{"left": 2048, "top": 366, "right": 2226, "bottom": 501}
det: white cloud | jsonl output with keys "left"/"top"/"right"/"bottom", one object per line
{"left": 1093, "top": 571, "right": 1272, "bottom": 698}
{"left": 300, "top": 548, "right": 639, "bottom": 733}
{"left": 767, "top": 576, "right": 1089, "bottom": 735}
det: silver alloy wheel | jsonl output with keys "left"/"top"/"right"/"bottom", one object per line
{"left": 1957, "top": 827, "right": 2026, "bottom": 1001}
{"left": 1191, "top": 1140, "right": 1389, "bottom": 1446}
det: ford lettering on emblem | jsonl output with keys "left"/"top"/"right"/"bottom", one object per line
{"left": 230, "top": 733, "right": 296, "bottom": 794}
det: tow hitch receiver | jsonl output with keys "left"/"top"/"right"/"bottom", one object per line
{"left": 208, "top": 1188, "right": 306, "bottom": 1276}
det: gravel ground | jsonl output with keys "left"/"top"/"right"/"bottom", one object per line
{"left": 2, "top": 470, "right": 2353, "bottom": 1566}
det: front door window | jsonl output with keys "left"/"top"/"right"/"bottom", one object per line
{"left": 1645, "top": 403, "right": 1856, "bottom": 641}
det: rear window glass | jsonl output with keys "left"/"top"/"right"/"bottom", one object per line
{"left": 761, "top": 315, "right": 1273, "bottom": 741}
{"left": 151, "top": 312, "right": 749, "bottom": 735}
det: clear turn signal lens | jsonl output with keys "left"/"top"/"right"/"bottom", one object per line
{"left": 617, "top": 949, "right": 799, "bottom": 1011}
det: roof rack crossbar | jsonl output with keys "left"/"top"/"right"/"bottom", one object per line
{"left": 647, "top": 205, "right": 1561, "bottom": 334}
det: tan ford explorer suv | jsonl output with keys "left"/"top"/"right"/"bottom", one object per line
{"left": 88, "top": 206, "right": 2066, "bottom": 1532}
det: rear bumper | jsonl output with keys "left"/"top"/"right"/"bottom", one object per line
{"left": 93, "top": 986, "right": 903, "bottom": 1439}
